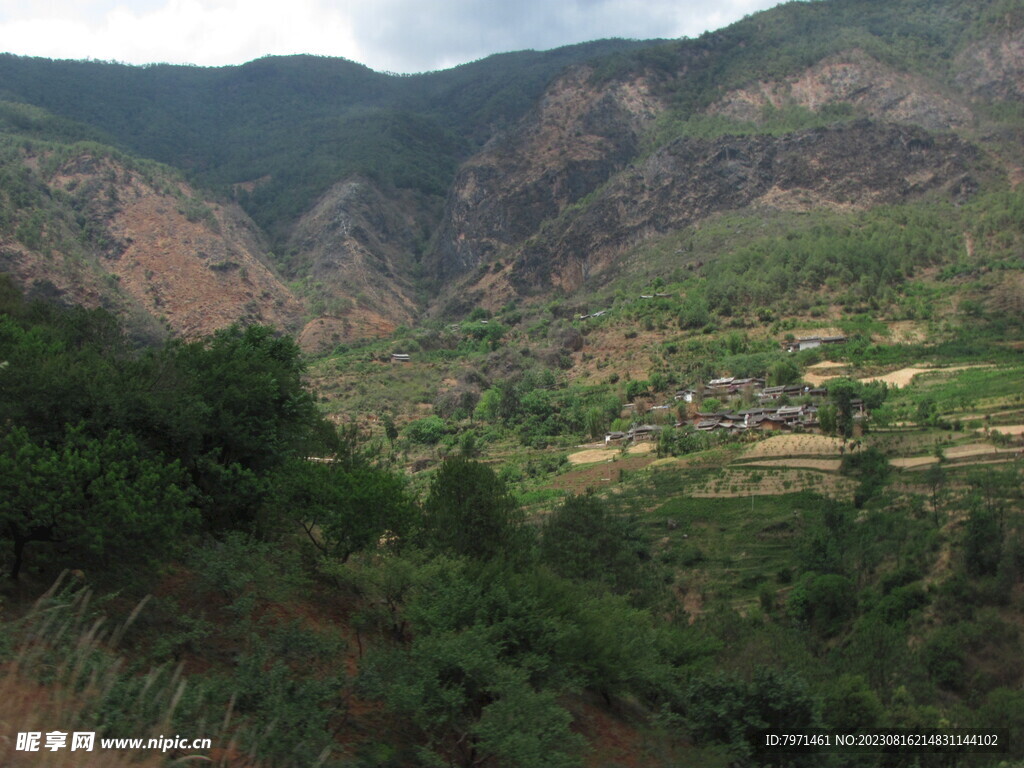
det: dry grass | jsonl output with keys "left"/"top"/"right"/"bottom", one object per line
{"left": 567, "top": 448, "right": 616, "bottom": 465}
{"left": 567, "top": 441, "right": 655, "bottom": 465}
{"left": 742, "top": 434, "right": 846, "bottom": 458}
{"left": 0, "top": 574, "right": 257, "bottom": 768}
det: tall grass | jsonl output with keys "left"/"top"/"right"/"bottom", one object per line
{"left": 0, "top": 572, "right": 261, "bottom": 768}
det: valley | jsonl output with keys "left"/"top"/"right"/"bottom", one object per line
{"left": 1, "top": 0, "right": 1024, "bottom": 766}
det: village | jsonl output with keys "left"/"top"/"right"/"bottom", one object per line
{"left": 602, "top": 334, "right": 860, "bottom": 445}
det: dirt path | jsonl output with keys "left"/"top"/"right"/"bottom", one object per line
{"left": 859, "top": 364, "right": 992, "bottom": 388}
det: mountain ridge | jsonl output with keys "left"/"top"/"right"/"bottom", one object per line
{"left": 0, "top": 0, "right": 1021, "bottom": 344}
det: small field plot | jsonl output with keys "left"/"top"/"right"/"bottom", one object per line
{"left": 610, "top": 477, "right": 827, "bottom": 603}
{"left": 567, "top": 447, "right": 615, "bottom": 465}
{"left": 688, "top": 466, "right": 856, "bottom": 500}
{"left": 742, "top": 434, "right": 846, "bottom": 458}
{"left": 891, "top": 442, "right": 1021, "bottom": 470}
{"left": 887, "top": 365, "right": 1023, "bottom": 415}
{"left": 982, "top": 424, "right": 1024, "bottom": 436}
{"left": 549, "top": 455, "right": 656, "bottom": 494}
{"left": 741, "top": 458, "right": 843, "bottom": 471}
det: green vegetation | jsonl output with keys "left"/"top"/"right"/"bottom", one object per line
{"left": 1, "top": 0, "right": 1024, "bottom": 764}
{"left": 0, "top": 39, "right": 653, "bottom": 247}
{"left": 3, "top": 228, "right": 1024, "bottom": 767}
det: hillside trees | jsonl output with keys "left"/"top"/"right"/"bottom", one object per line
{"left": 0, "top": 425, "right": 194, "bottom": 579}
{"left": 421, "top": 454, "right": 529, "bottom": 562}
{"left": 269, "top": 458, "right": 416, "bottom": 561}
{"left": 0, "top": 285, "right": 344, "bottom": 576}
{"left": 539, "top": 493, "right": 653, "bottom": 597}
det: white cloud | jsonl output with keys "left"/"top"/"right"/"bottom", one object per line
{"left": 0, "top": 0, "right": 785, "bottom": 72}
{"left": 0, "top": 0, "right": 365, "bottom": 66}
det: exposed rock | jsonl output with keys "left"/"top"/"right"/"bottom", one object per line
{"left": 508, "top": 120, "right": 986, "bottom": 293}
{"left": 955, "top": 28, "right": 1024, "bottom": 101}
{"left": 427, "top": 66, "right": 663, "bottom": 285}
{"left": 11, "top": 151, "right": 303, "bottom": 339}
{"left": 710, "top": 49, "right": 974, "bottom": 132}
{"left": 286, "top": 177, "right": 431, "bottom": 348}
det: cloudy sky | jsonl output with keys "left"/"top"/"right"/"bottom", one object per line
{"left": 0, "top": 0, "right": 786, "bottom": 74}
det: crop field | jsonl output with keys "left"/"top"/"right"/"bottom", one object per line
{"left": 742, "top": 434, "right": 846, "bottom": 458}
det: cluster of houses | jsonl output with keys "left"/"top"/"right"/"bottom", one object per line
{"left": 604, "top": 423, "right": 663, "bottom": 445}
{"left": 689, "top": 397, "right": 866, "bottom": 433}
{"left": 673, "top": 377, "right": 829, "bottom": 404}
{"left": 605, "top": 373, "right": 867, "bottom": 443}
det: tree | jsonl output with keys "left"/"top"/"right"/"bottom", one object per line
{"left": 422, "top": 455, "right": 528, "bottom": 562}
{"left": 269, "top": 458, "right": 416, "bottom": 561}
{"left": 0, "top": 424, "right": 195, "bottom": 579}
{"left": 358, "top": 557, "right": 584, "bottom": 768}
{"left": 818, "top": 402, "right": 838, "bottom": 436}
{"left": 539, "top": 494, "right": 651, "bottom": 596}
{"left": 828, "top": 379, "right": 859, "bottom": 438}
{"left": 155, "top": 324, "right": 323, "bottom": 531}
{"left": 381, "top": 412, "right": 398, "bottom": 448}
{"left": 684, "top": 667, "right": 822, "bottom": 765}
{"left": 403, "top": 415, "right": 445, "bottom": 445}
{"left": 768, "top": 359, "right": 800, "bottom": 387}
{"left": 963, "top": 503, "right": 1001, "bottom": 578}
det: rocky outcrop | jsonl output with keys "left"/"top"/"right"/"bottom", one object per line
{"left": 709, "top": 50, "right": 974, "bottom": 132}
{"left": 286, "top": 177, "right": 425, "bottom": 335}
{"left": 955, "top": 28, "right": 1024, "bottom": 101}
{"left": 504, "top": 121, "right": 985, "bottom": 293}
{"left": 430, "top": 25, "right": 1024, "bottom": 308}
{"left": 427, "top": 67, "right": 663, "bottom": 284}
{"left": 7, "top": 151, "right": 303, "bottom": 339}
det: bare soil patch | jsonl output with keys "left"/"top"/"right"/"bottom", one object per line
{"left": 551, "top": 456, "right": 656, "bottom": 493}
{"left": 859, "top": 364, "right": 992, "bottom": 388}
{"left": 983, "top": 424, "right": 1024, "bottom": 436}
{"left": 890, "top": 442, "right": 1021, "bottom": 468}
{"left": 804, "top": 361, "right": 849, "bottom": 386}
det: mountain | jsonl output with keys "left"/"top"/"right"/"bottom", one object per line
{"left": 0, "top": 0, "right": 1021, "bottom": 342}
{"left": 428, "top": 0, "right": 1024, "bottom": 309}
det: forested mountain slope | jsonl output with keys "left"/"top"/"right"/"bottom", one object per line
{"left": 0, "top": 0, "right": 1021, "bottom": 340}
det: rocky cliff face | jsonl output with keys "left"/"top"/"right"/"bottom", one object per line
{"left": 708, "top": 49, "right": 975, "bottom": 132}
{"left": 509, "top": 121, "right": 984, "bottom": 293}
{"left": 427, "top": 67, "right": 663, "bottom": 285}
{"left": 955, "top": 28, "right": 1024, "bottom": 100}
{"left": 5, "top": 18, "right": 1022, "bottom": 335}
{"left": 428, "top": 30, "right": 1020, "bottom": 309}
